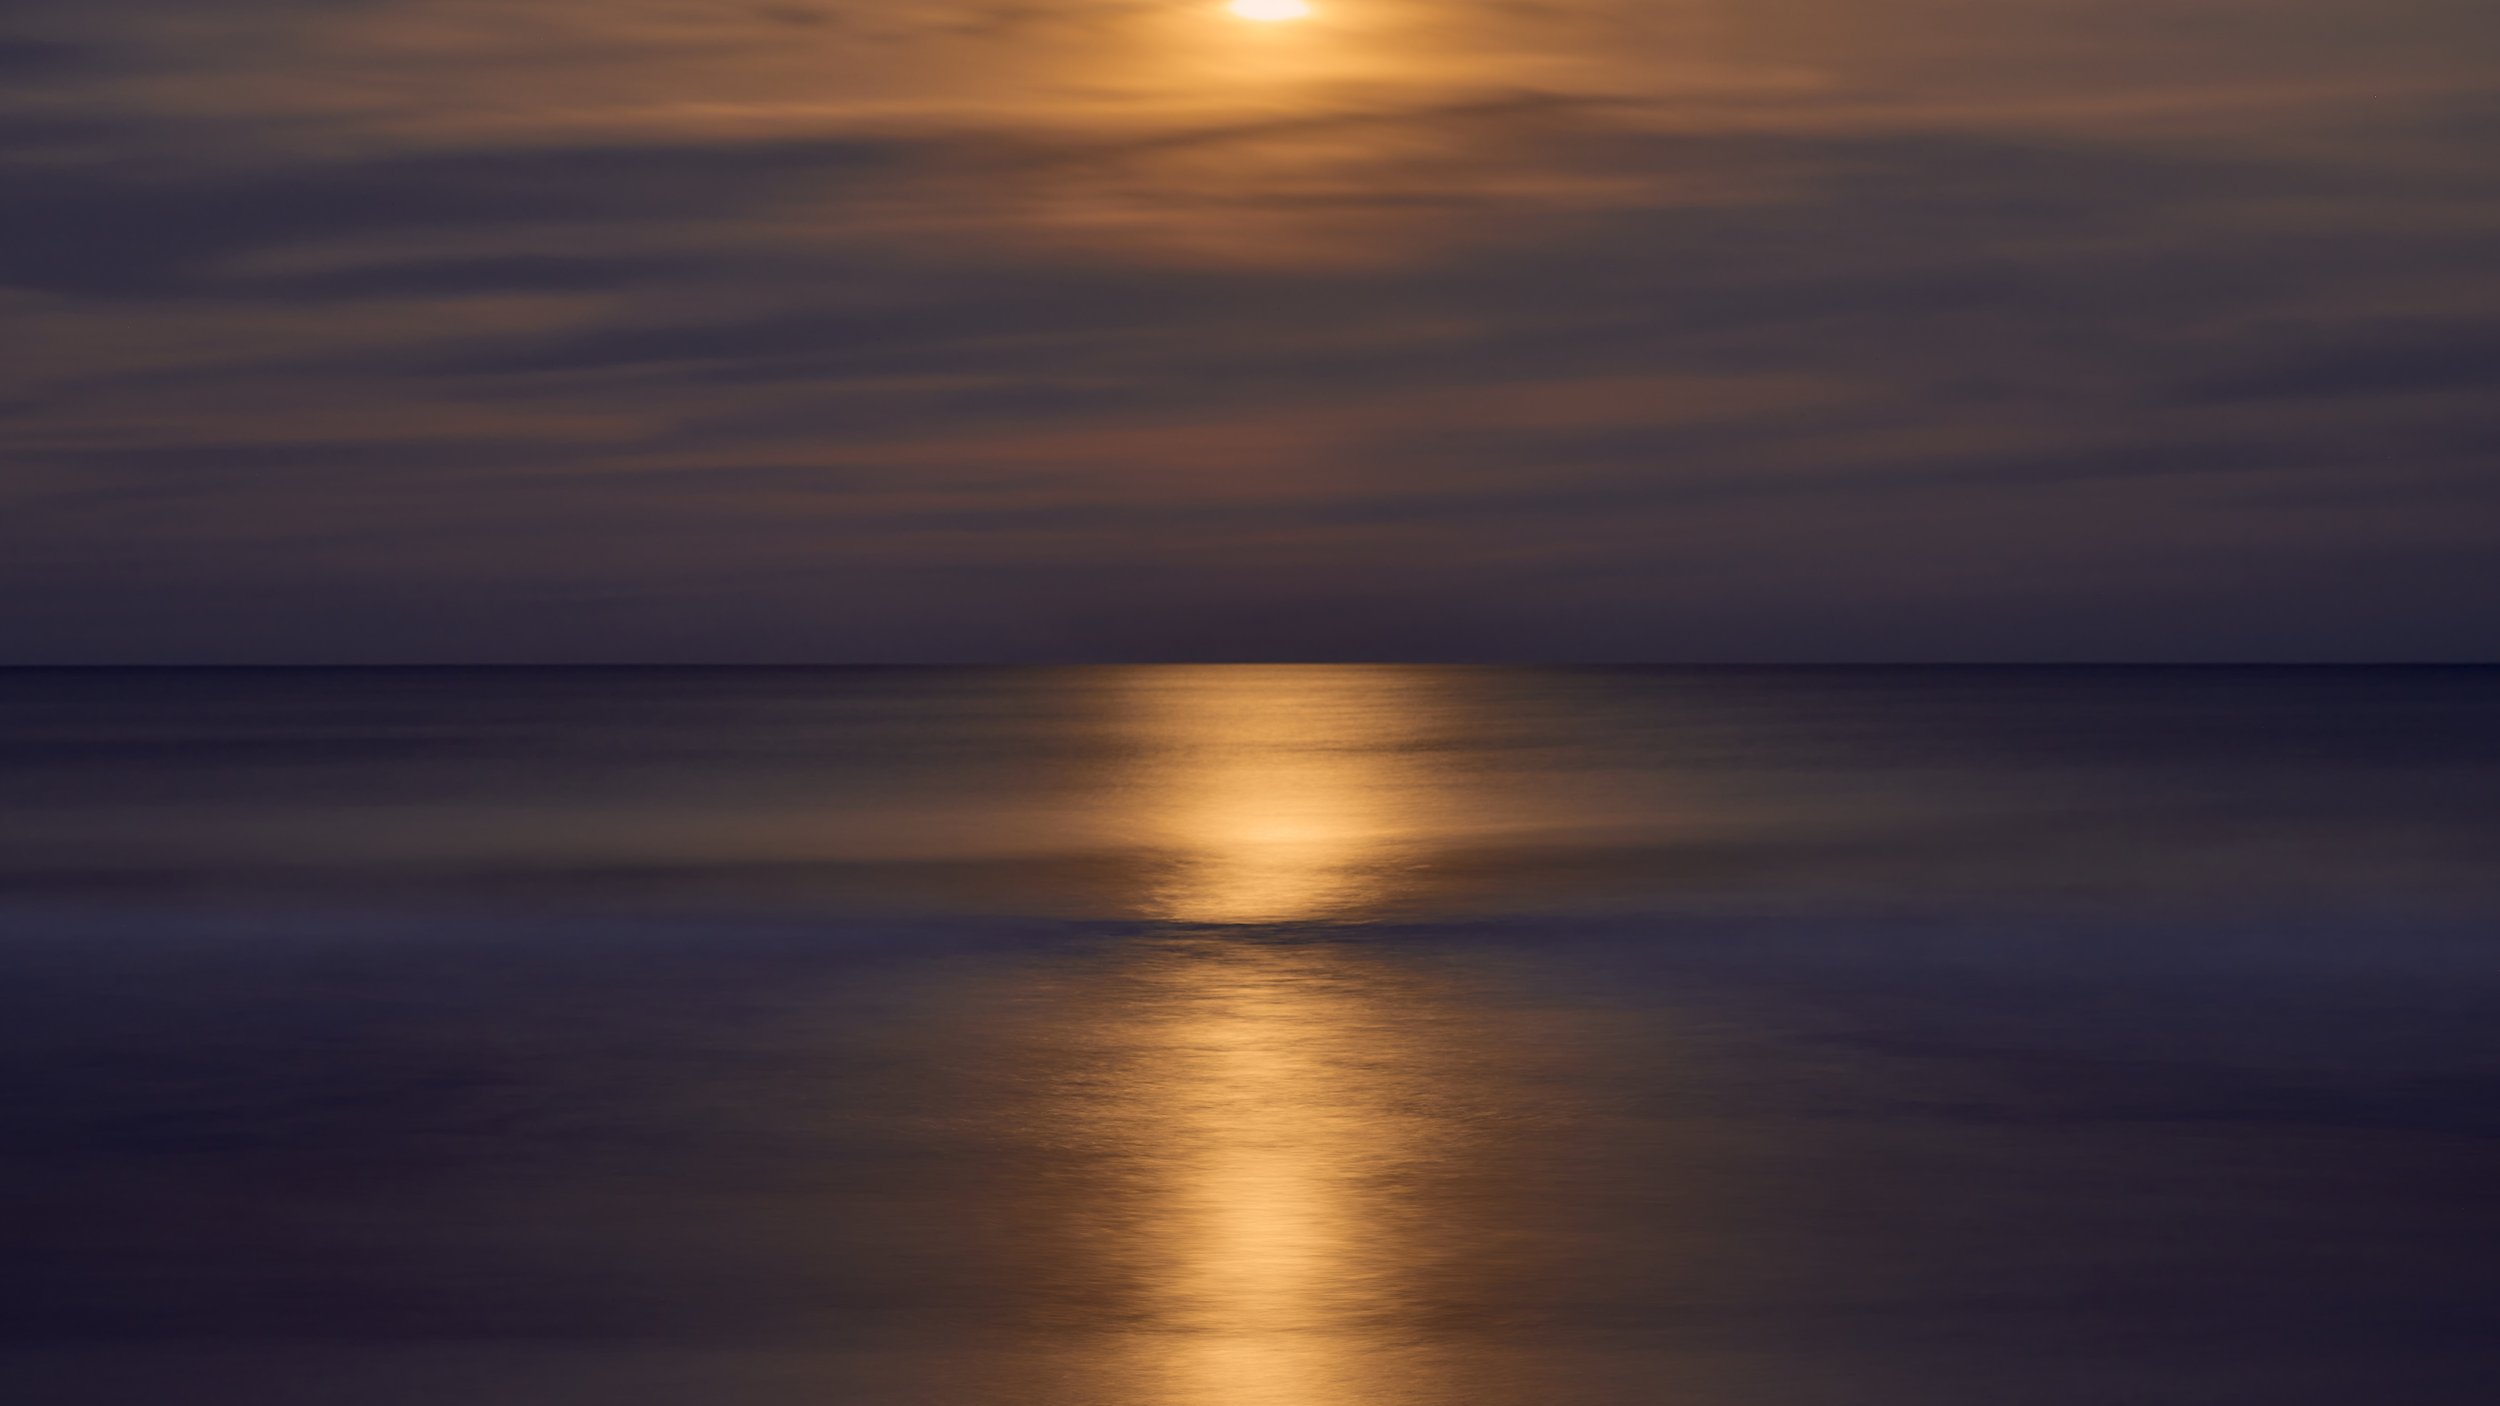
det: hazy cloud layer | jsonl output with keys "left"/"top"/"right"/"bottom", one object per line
{"left": 4, "top": 0, "right": 2496, "bottom": 659}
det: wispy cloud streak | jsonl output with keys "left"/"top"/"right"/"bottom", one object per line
{"left": 3, "top": 0, "right": 2495, "bottom": 658}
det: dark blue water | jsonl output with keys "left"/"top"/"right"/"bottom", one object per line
{"left": 2, "top": 667, "right": 2495, "bottom": 1404}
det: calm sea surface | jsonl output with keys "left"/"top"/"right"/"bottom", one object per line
{"left": 2, "top": 666, "right": 2496, "bottom": 1404}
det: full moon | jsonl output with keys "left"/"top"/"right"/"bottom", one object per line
{"left": 1227, "top": 0, "right": 1312, "bottom": 20}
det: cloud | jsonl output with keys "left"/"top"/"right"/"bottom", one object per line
{"left": 2, "top": 0, "right": 2496, "bottom": 658}
{"left": 0, "top": 38, "right": 103, "bottom": 77}
{"left": 0, "top": 136, "right": 906, "bottom": 295}
{"left": 2183, "top": 323, "right": 2500, "bottom": 403}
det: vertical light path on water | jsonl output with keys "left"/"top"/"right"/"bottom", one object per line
{"left": 1073, "top": 667, "right": 1473, "bottom": 1404}
{"left": 1101, "top": 940, "right": 1453, "bottom": 1406}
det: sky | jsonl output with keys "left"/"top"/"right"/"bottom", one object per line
{"left": 2, "top": 0, "right": 2495, "bottom": 661}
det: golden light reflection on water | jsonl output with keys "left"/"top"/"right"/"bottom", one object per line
{"left": 1048, "top": 668, "right": 1485, "bottom": 1403}
{"left": 1118, "top": 665, "right": 1455, "bottom": 924}
{"left": 1094, "top": 938, "right": 1462, "bottom": 1406}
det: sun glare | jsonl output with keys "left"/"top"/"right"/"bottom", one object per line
{"left": 1227, "top": 0, "right": 1312, "bottom": 21}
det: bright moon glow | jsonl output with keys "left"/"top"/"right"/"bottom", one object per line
{"left": 1228, "top": 0, "right": 1312, "bottom": 20}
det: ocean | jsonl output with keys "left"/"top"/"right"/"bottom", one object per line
{"left": 2, "top": 666, "right": 2495, "bottom": 1404}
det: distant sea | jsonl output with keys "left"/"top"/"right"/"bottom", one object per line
{"left": 3, "top": 666, "right": 2496, "bottom": 1405}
